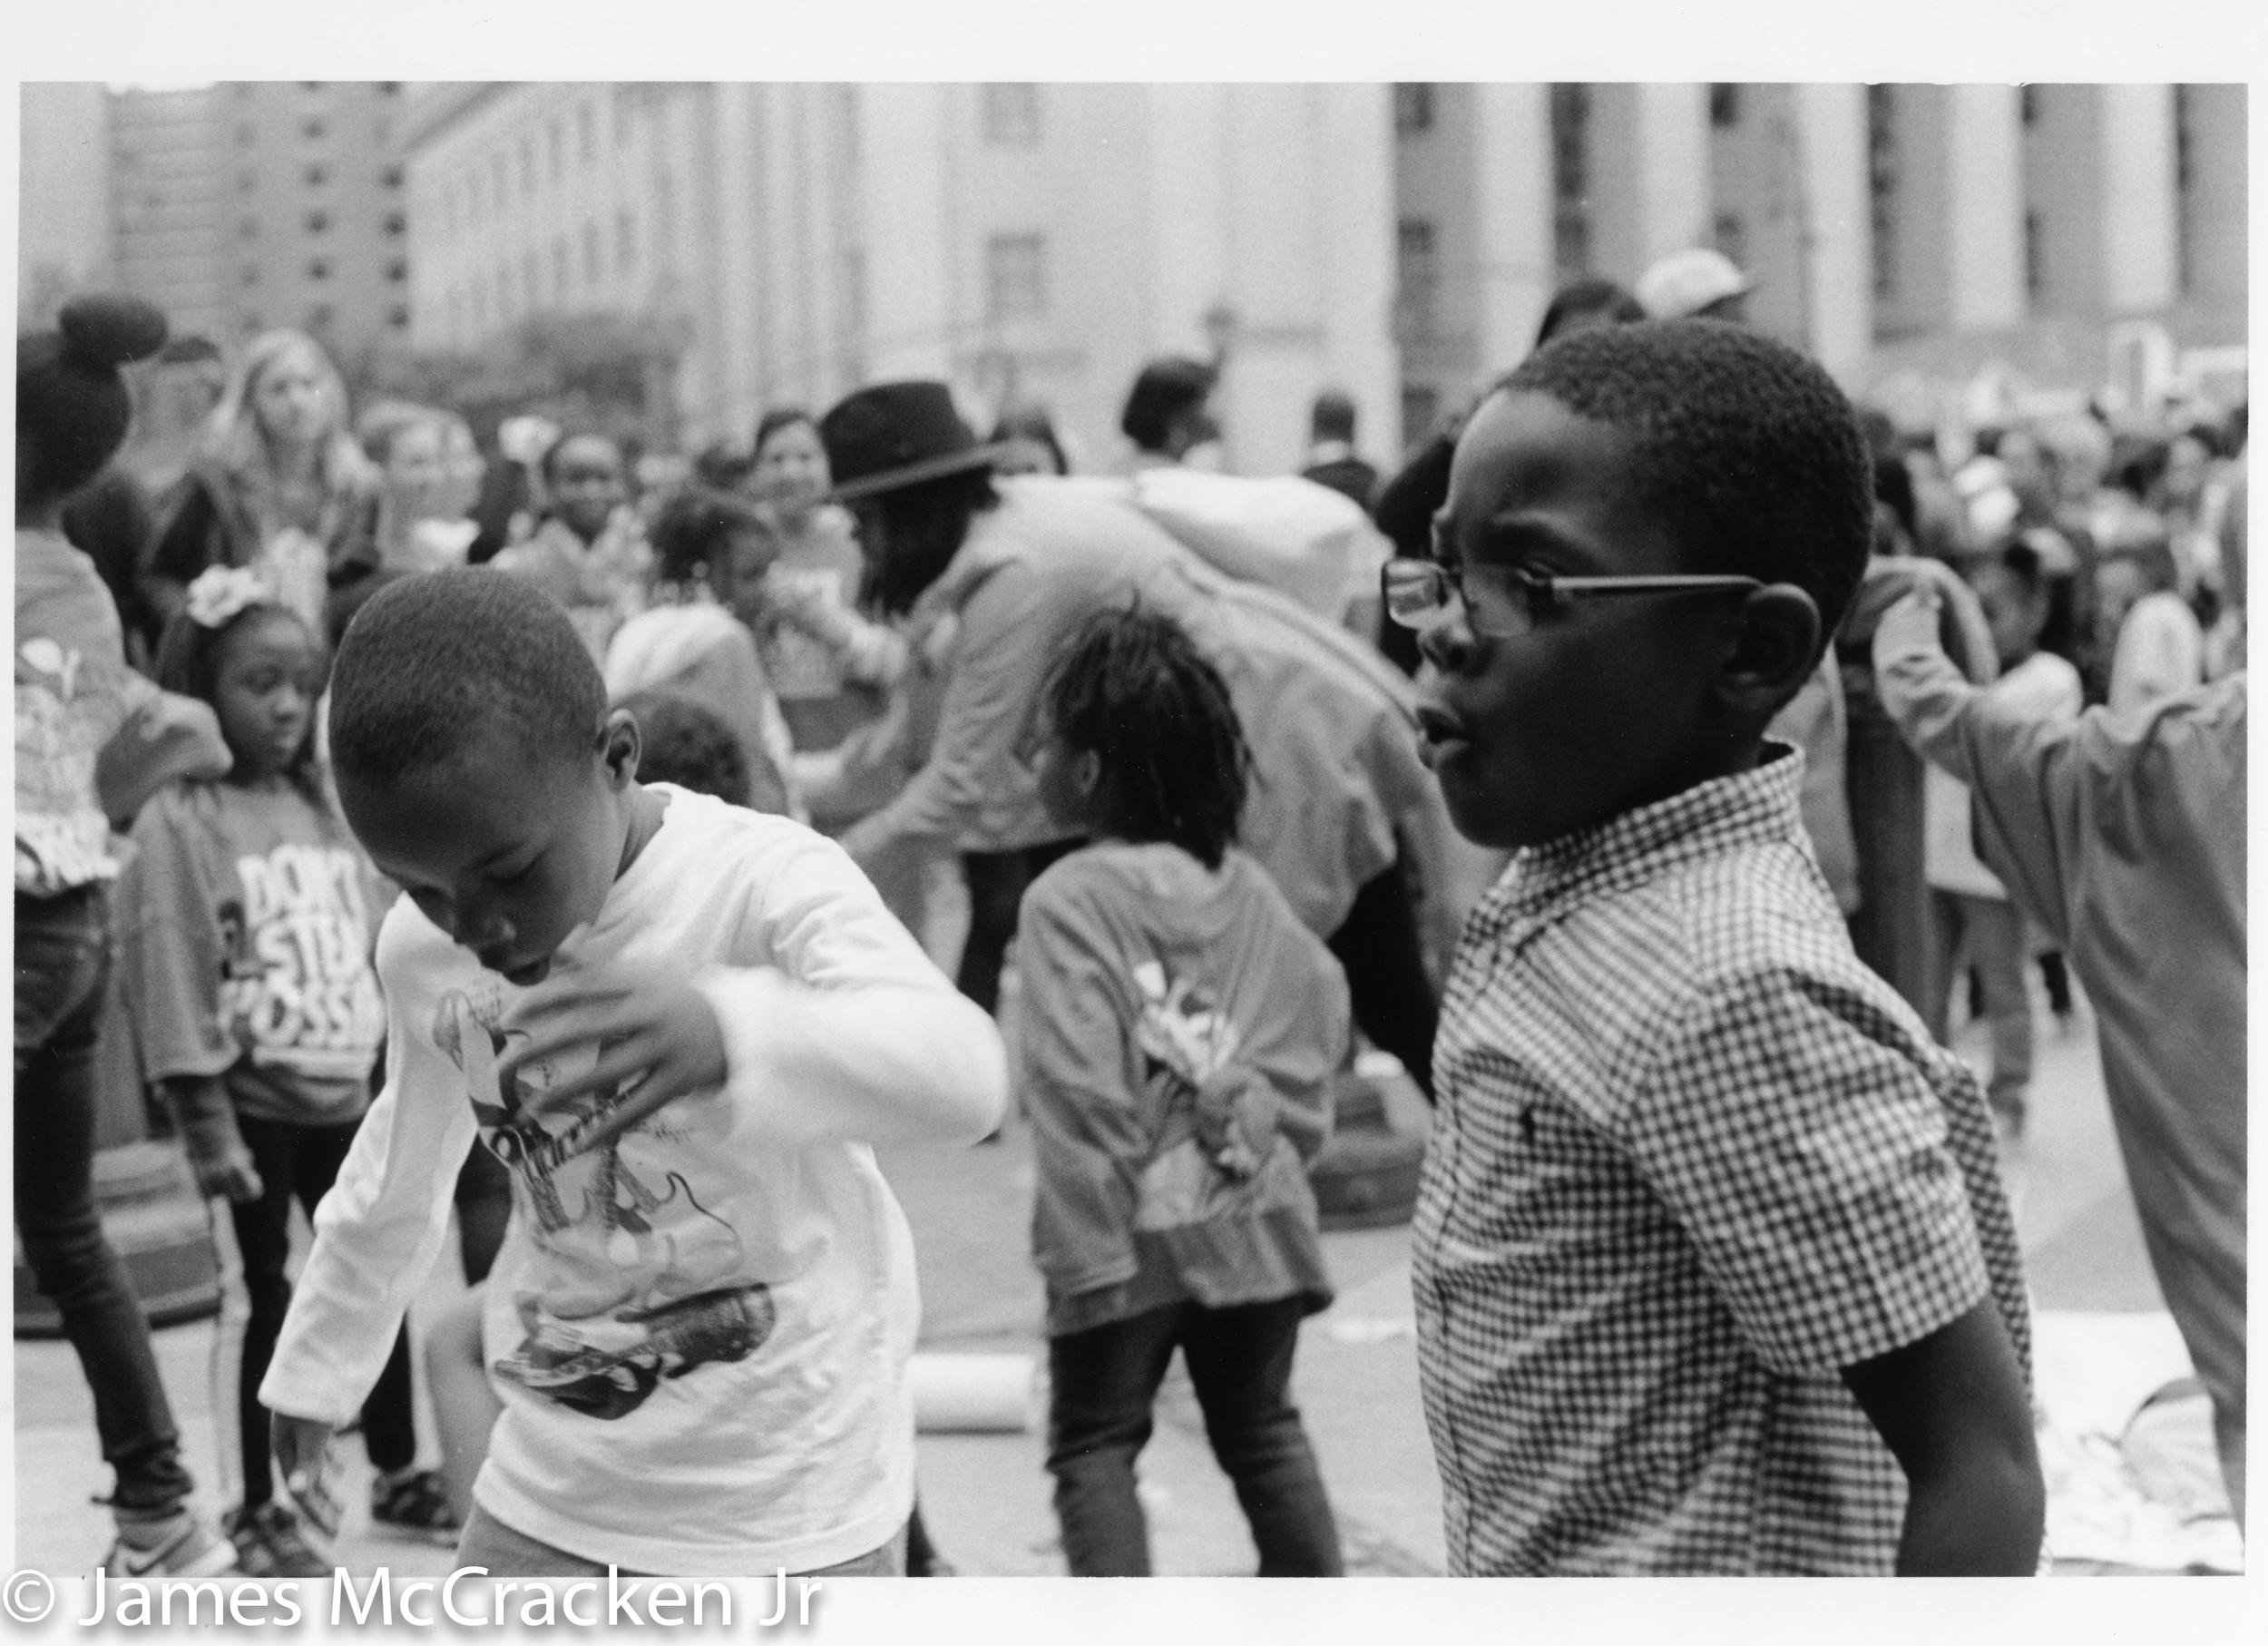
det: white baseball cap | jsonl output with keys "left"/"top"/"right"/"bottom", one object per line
{"left": 1635, "top": 248, "right": 1756, "bottom": 320}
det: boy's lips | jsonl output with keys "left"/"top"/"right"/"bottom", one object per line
{"left": 479, "top": 948, "right": 553, "bottom": 986}
{"left": 1414, "top": 702, "right": 1468, "bottom": 762}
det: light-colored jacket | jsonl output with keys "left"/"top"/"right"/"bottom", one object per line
{"left": 839, "top": 476, "right": 1452, "bottom": 947}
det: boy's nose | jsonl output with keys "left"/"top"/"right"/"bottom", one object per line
{"left": 1415, "top": 615, "right": 1476, "bottom": 672}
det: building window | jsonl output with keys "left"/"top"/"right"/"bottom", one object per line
{"left": 1549, "top": 83, "right": 1592, "bottom": 282}
{"left": 984, "top": 233, "right": 1046, "bottom": 321}
{"left": 1396, "top": 218, "right": 1440, "bottom": 340}
{"left": 236, "top": 122, "right": 257, "bottom": 147}
{"left": 547, "top": 119, "right": 563, "bottom": 181}
{"left": 582, "top": 220, "right": 603, "bottom": 287}
{"left": 2019, "top": 84, "right": 2039, "bottom": 127}
{"left": 518, "top": 137, "right": 535, "bottom": 197}
{"left": 386, "top": 258, "right": 409, "bottom": 283}
{"left": 1401, "top": 383, "right": 1442, "bottom": 453}
{"left": 1709, "top": 83, "right": 1742, "bottom": 128}
{"left": 238, "top": 169, "right": 258, "bottom": 193}
{"left": 239, "top": 218, "right": 259, "bottom": 241}
{"left": 240, "top": 265, "right": 260, "bottom": 287}
{"left": 1712, "top": 211, "right": 1746, "bottom": 271}
{"left": 2024, "top": 210, "right": 2045, "bottom": 299}
{"left": 1394, "top": 83, "right": 1436, "bottom": 137}
{"left": 616, "top": 207, "right": 638, "bottom": 276}
{"left": 388, "top": 303, "right": 411, "bottom": 330}
{"left": 1867, "top": 84, "right": 1897, "bottom": 302}
{"left": 305, "top": 211, "right": 329, "bottom": 233}
{"left": 385, "top": 211, "right": 406, "bottom": 237}
{"left": 981, "top": 84, "right": 1041, "bottom": 148}
{"left": 578, "top": 102, "right": 597, "bottom": 165}
{"left": 383, "top": 164, "right": 405, "bottom": 190}
{"left": 552, "top": 239, "right": 571, "bottom": 301}
{"left": 302, "top": 118, "right": 325, "bottom": 141}
{"left": 379, "top": 82, "right": 402, "bottom": 97}
{"left": 240, "top": 309, "right": 262, "bottom": 332}
{"left": 307, "top": 259, "right": 330, "bottom": 282}
{"left": 308, "top": 303, "right": 334, "bottom": 332}
{"left": 305, "top": 163, "right": 327, "bottom": 187}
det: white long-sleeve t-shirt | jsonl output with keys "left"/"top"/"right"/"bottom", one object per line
{"left": 259, "top": 787, "right": 1007, "bottom": 1574}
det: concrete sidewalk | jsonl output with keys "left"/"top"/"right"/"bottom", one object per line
{"left": 10, "top": 994, "right": 2198, "bottom": 1580}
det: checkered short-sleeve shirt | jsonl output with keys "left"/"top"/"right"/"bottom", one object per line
{"left": 1412, "top": 749, "right": 2030, "bottom": 1575}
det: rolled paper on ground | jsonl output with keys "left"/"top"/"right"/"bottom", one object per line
{"left": 910, "top": 1352, "right": 1039, "bottom": 1433}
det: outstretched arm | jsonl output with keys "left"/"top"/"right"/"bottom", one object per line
{"left": 1842, "top": 1299, "right": 2046, "bottom": 1575}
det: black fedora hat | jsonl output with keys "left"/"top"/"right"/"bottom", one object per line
{"left": 819, "top": 381, "right": 1014, "bottom": 503}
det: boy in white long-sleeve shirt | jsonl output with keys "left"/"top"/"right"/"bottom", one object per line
{"left": 258, "top": 570, "right": 1008, "bottom": 1578}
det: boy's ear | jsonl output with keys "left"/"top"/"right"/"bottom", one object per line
{"left": 1716, "top": 584, "right": 1822, "bottom": 716}
{"left": 1073, "top": 748, "right": 1104, "bottom": 798}
{"left": 598, "top": 707, "right": 641, "bottom": 788}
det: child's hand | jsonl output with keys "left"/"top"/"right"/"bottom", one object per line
{"left": 195, "top": 1145, "right": 264, "bottom": 1205}
{"left": 1874, "top": 586, "right": 1946, "bottom": 661}
{"left": 270, "top": 1413, "right": 342, "bottom": 1536}
{"left": 497, "top": 969, "right": 728, "bottom": 1156}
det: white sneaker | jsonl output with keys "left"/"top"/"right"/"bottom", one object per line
{"left": 104, "top": 1507, "right": 240, "bottom": 1579}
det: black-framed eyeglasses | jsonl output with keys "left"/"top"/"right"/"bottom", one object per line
{"left": 1381, "top": 558, "right": 1762, "bottom": 641}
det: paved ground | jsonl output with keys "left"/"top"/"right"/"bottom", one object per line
{"left": 6, "top": 985, "right": 2199, "bottom": 1581}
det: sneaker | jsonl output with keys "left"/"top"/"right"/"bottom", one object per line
{"left": 103, "top": 1506, "right": 240, "bottom": 1579}
{"left": 225, "top": 1502, "right": 330, "bottom": 1580}
{"left": 369, "top": 1467, "right": 461, "bottom": 1544}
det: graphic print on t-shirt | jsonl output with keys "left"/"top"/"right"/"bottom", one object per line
{"left": 434, "top": 981, "right": 774, "bottom": 1421}
{"left": 219, "top": 840, "right": 387, "bottom": 1079}
{"left": 15, "top": 634, "right": 115, "bottom": 892}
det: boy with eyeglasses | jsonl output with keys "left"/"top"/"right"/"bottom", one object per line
{"left": 1387, "top": 320, "right": 2043, "bottom": 1575}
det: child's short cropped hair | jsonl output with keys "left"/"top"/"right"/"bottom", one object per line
{"left": 328, "top": 569, "right": 607, "bottom": 785}
{"left": 1041, "top": 605, "right": 1248, "bottom": 869}
{"left": 1499, "top": 319, "right": 1874, "bottom": 642}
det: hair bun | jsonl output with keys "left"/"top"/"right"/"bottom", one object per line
{"left": 57, "top": 296, "right": 170, "bottom": 369}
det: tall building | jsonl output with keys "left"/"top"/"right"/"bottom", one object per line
{"left": 211, "top": 81, "right": 414, "bottom": 360}
{"left": 1393, "top": 83, "right": 2247, "bottom": 439}
{"left": 401, "top": 83, "right": 1398, "bottom": 472}
{"left": 94, "top": 81, "right": 412, "bottom": 359}
{"left": 108, "top": 85, "right": 227, "bottom": 343}
{"left": 18, "top": 82, "right": 115, "bottom": 325}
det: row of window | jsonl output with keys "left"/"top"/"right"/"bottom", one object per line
{"left": 439, "top": 97, "right": 616, "bottom": 242}
{"left": 239, "top": 257, "right": 407, "bottom": 283}
{"left": 236, "top": 301, "right": 410, "bottom": 336}
{"left": 1395, "top": 81, "right": 1744, "bottom": 138}
{"left": 235, "top": 211, "right": 406, "bottom": 239}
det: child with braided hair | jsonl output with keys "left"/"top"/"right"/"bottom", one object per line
{"left": 1019, "top": 605, "right": 1348, "bottom": 1576}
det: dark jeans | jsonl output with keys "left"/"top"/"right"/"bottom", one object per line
{"left": 231, "top": 1113, "right": 417, "bottom": 1506}
{"left": 957, "top": 839, "right": 1082, "bottom": 1015}
{"left": 1326, "top": 855, "right": 1439, "bottom": 1100}
{"left": 1047, "top": 1297, "right": 1343, "bottom": 1576}
{"left": 15, "top": 887, "right": 196, "bottom": 1513}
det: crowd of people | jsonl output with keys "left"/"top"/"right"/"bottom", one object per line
{"left": 14, "top": 234, "right": 2244, "bottom": 1585}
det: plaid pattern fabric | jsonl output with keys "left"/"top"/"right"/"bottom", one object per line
{"left": 1413, "top": 748, "right": 2030, "bottom": 1575}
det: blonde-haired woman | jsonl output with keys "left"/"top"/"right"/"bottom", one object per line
{"left": 142, "top": 329, "right": 378, "bottom": 639}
